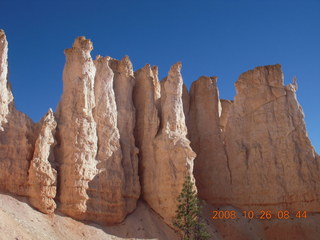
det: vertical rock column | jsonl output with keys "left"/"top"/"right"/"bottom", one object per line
{"left": 133, "top": 64, "right": 160, "bottom": 203}
{"left": 109, "top": 56, "right": 140, "bottom": 213}
{"left": 152, "top": 62, "right": 196, "bottom": 226}
{"left": 88, "top": 56, "right": 126, "bottom": 224}
{"left": 187, "top": 76, "right": 231, "bottom": 203}
{"left": 0, "top": 29, "right": 35, "bottom": 196}
{"left": 0, "top": 29, "right": 13, "bottom": 129}
{"left": 56, "top": 37, "right": 98, "bottom": 219}
{"left": 28, "top": 109, "right": 57, "bottom": 214}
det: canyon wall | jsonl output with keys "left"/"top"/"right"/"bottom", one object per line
{"left": 223, "top": 65, "right": 320, "bottom": 211}
{"left": 133, "top": 63, "right": 195, "bottom": 226}
{"left": 1, "top": 29, "right": 320, "bottom": 235}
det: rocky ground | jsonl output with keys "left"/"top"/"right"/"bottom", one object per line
{"left": 0, "top": 192, "right": 178, "bottom": 240}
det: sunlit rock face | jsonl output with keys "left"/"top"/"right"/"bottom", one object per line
{"left": 55, "top": 36, "right": 99, "bottom": 219}
{"left": 90, "top": 55, "right": 126, "bottom": 224}
{"left": 223, "top": 64, "right": 320, "bottom": 212}
{"left": 1, "top": 28, "right": 320, "bottom": 238}
{"left": 133, "top": 64, "right": 196, "bottom": 227}
{"left": 55, "top": 38, "right": 133, "bottom": 224}
{"left": 219, "top": 99, "right": 233, "bottom": 134}
{"left": 0, "top": 29, "right": 36, "bottom": 196}
{"left": 109, "top": 56, "right": 141, "bottom": 214}
{"left": 28, "top": 109, "right": 57, "bottom": 214}
{"left": 150, "top": 62, "right": 196, "bottom": 226}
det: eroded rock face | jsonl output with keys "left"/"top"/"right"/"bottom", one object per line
{"left": 109, "top": 56, "right": 140, "bottom": 213}
{"left": 0, "top": 30, "right": 13, "bottom": 129}
{"left": 89, "top": 55, "right": 126, "bottom": 224}
{"left": 223, "top": 64, "right": 320, "bottom": 211}
{"left": 188, "top": 76, "right": 231, "bottom": 202}
{"left": 152, "top": 62, "right": 196, "bottom": 226}
{"left": 2, "top": 29, "right": 320, "bottom": 238}
{"left": 133, "top": 64, "right": 160, "bottom": 204}
{"left": 28, "top": 109, "right": 57, "bottom": 214}
{"left": 55, "top": 39, "right": 138, "bottom": 224}
{"left": 56, "top": 36, "right": 98, "bottom": 219}
{"left": 0, "top": 30, "right": 35, "bottom": 196}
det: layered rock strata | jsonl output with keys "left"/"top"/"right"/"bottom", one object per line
{"left": 187, "top": 76, "right": 231, "bottom": 202}
{"left": 223, "top": 64, "right": 320, "bottom": 211}
{"left": 109, "top": 57, "right": 140, "bottom": 213}
{"left": 28, "top": 109, "right": 57, "bottom": 214}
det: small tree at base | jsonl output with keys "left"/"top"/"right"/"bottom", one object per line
{"left": 173, "top": 175, "right": 211, "bottom": 240}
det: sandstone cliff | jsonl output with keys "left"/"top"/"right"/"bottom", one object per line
{"left": 133, "top": 64, "right": 160, "bottom": 204}
{"left": 223, "top": 64, "right": 320, "bottom": 211}
{"left": 0, "top": 29, "right": 35, "bottom": 196}
{"left": 1, "top": 29, "right": 320, "bottom": 239}
{"left": 133, "top": 63, "right": 196, "bottom": 226}
{"left": 109, "top": 56, "right": 141, "bottom": 214}
{"left": 28, "top": 109, "right": 57, "bottom": 214}
{"left": 152, "top": 62, "right": 196, "bottom": 225}
{"left": 55, "top": 36, "right": 99, "bottom": 220}
{"left": 89, "top": 55, "right": 126, "bottom": 224}
{"left": 187, "top": 76, "right": 231, "bottom": 202}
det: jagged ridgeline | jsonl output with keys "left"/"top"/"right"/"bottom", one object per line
{"left": 0, "top": 29, "right": 320, "bottom": 229}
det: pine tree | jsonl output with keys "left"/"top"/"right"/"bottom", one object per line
{"left": 173, "top": 175, "right": 211, "bottom": 240}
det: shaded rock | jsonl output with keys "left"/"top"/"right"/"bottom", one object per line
{"left": 28, "top": 109, "right": 57, "bottom": 214}
{"left": 133, "top": 64, "right": 160, "bottom": 203}
{"left": 188, "top": 76, "right": 231, "bottom": 203}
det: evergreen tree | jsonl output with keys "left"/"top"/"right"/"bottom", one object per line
{"left": 173, "top": 175, "right": 211, "bottom": 240}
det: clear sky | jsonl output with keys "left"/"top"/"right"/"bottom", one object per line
{"left": 1, "top": 0, "right": 320, "bottom": 151}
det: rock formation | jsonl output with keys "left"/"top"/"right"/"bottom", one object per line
{"left": 55, "top": 36, "right": 99, "bottom": 219}
{"left": 187, "top": 76, "right": 231, "bottom": 202}
{"left": 0, "top": 29, "right": 35, "bottom": 196}
{"left": 0, "top": 29, "right": 12, "bottom": 129}
{"left": 89, "top": 55, "right": 126, "bottom": 224}
{"left": 2, "top": 29, "right": 320, "bottom": 239}
{"left": 182, "top": 83, "right": 190, "bottom": 124}
{"left": 223, "top": 64, "right": 320, "bottom": 211}
{"left": 109, "top": 56, "right": 140, "bottom": 213}
{"left": 133, "top": 64, "right": 160, "bottom": 206}
{"left": 28, "top": 109, "right": 57, "bottom": 214}
{"left": 152, "top": 62, "right": 196, "bottom": 226}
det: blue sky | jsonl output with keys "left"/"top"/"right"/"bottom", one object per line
{"left": 1, "top": 0, "right": 320, "bottom": 151}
